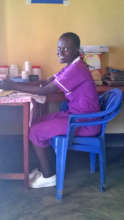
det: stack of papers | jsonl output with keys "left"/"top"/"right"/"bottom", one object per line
{"left": 80, "top": 45, "right": 109, "bottom": 53}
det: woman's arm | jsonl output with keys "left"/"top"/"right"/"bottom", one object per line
{"left": 0, "top": 77, "right": 59, "bottom": 95}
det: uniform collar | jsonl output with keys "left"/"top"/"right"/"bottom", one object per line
{"left": 72, "top": 56, "right": 80, "bottom": 64}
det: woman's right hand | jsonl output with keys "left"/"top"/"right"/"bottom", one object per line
{"left": 0, "top": 79, "right": 14, "bottom": 90}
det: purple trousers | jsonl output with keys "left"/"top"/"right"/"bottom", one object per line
{"left": 29, "top": 111, "right": 100, "bottom": 148}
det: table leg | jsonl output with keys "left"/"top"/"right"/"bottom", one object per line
{"left": 23, "top": 103, "right": 29, "bottom": 187}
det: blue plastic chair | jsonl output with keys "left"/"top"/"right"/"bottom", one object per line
{"left": 51, "top": 88, "right": 123, "bottom": 200}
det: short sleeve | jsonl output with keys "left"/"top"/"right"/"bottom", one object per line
{"left": 54, "top": 60, "right": 91, "bottom": 93}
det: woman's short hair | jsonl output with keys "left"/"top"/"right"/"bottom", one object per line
{"left": 59, "top": 32, "right": 80, "bottom": 49}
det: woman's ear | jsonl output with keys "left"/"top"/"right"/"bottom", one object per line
{"left": 75, "top": 48, "right": 80, "bottom": 56}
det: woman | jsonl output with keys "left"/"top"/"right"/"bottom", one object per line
{"left": 0, "top": 32, "right": 100, "bottom": 188}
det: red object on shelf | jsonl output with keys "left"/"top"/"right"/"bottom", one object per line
{"left": 32, "top": 65, "right": 40, "bottom": 68}
{"left": 32, "top": 65, "right": 42, "bottom": 79}
{"left": 0, "top": 65, "right": 9, "bottom": 79}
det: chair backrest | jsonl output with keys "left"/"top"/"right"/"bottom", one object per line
{"left": 65, "top": 88, "right": 123, "bottom": 141}
{"left": 60, "top": 88, "right": 123, "bottom": 136}
{"left": 99, "top": 88, "right": 122, "bottom": 121}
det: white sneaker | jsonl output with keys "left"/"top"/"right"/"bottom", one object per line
{"left": 29, "top": 169, "right": 42, "bottom": 181}
{"left": 30, "top": 174, "right": 56, "bottom": 188}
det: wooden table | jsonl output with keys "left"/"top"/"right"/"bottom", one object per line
{"left": 96, "top": 85, "right": 124, "bottom": 93}
{"left": 0, "top": 102, "right": 29, "bottom": 187}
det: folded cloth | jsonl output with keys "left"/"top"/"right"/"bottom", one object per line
{"left": 0, "top": 90, "right": 15, "bottom": 97}
{"left": 9, "top": 92, "right": 46, "bottom": 104}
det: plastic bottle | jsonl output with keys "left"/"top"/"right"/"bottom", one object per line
{"left": 24, "top": 61, "right": 32, "bottom": 74}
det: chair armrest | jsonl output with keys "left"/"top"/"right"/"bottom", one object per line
{"left": 70, "top": 120, "right": 105, "bottom": 128}
{"left": 68, "top": 109, "right": 119, "bottom": 128}
{"left": 69, "top": 111, "right": 105, "bottom": 120}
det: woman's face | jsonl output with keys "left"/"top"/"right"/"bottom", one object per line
{"left": 57, "top": 37, "right": 79, "bottom": 64}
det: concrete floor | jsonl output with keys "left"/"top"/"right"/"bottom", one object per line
{"left": 0, "top": 135, "right": 124, "bottom": 220}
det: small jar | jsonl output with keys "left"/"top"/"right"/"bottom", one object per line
{"left": 9, "top": 64, "right": 19, "bottom": 78}
{"left": 32, "top": 66, "right": 42, "bottom": 80}
{"left": 0, "top": 65, "right": 9, "bottom": 79}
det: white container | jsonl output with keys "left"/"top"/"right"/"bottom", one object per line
{"left": 24, "top": 61, "right": 32, "bottom": 73}
{"left": 9, "top": 64, "right": 19, "bottom": 78}
{"left": 32, "top": 66, "right": 42, "bottom": 80}
{"left": 21, "top": 70, "right": 29, "bottom": 80}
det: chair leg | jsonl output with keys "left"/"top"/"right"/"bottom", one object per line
{"left": 99, "top": 147, "right": 106, "bottom": 192}
{"left": 90, "top": 153, "right": 96, "bottom": 173}
{"left": 56, "top": 138, "right": 68, "bottom": 200}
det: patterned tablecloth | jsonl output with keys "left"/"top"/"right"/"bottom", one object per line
{"left": 0, "top": 90, "right": 46, "bottom": 126}
{"left": 0, "top": 90, "right": 46, "bottom": 104}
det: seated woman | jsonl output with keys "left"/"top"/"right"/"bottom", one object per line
{"left": 0, "top": 32, "right": 100, "bottom": 188}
